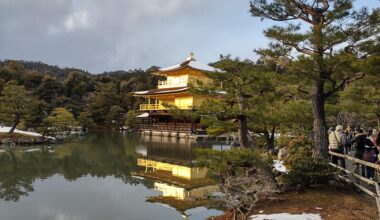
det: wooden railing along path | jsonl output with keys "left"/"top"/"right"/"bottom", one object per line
{"left": 328, "top": 151, "right": 380, "bottom": 219}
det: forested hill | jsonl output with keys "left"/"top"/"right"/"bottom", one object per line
{"left": 0, "top": 59, "right": 161, "bottom": 129}
{"left": 0, "top": 60, "right": 91, "bottom": 80}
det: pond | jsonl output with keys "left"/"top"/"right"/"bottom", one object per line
{"left": 0, "top": 132, "right": 227, "bottom": 220}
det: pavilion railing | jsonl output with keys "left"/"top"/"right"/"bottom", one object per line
{"left": 137, "top": 123, "right": 205, "bottom": 132}
{"left": 139, "top": 104, "right": 193, "bottom": 110}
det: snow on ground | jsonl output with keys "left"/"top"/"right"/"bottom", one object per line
{"left": 0, "top": 126, "right": 55, "bottom": 139}
{"left": 273, "top": 160, "right": 288, "bottom": 173}
{"left": 25, "top": 148, "right": 42, "bottom": 152}
{"left": 0, "top": 126, "right": 43, "bottom": 137}
{"left": 251, "top": 213, "right": 322, "bottom": 220}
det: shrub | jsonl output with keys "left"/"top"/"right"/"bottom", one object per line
{"left": 283, "top": 136, "right": 333, "bottom": 187}
{"left": 195, "top": 148, "right": 279, "bottom": 220}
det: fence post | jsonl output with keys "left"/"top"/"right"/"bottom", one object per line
{"left": 375, "top": 183, "right": 380, "bottom": 219}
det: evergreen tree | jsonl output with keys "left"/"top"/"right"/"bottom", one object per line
{"left": 198, "top": 57, "right": 275, "bottom": 148}
{"left": 77, "top": 110, "right": 95, "bottom": 130}
{"left": 105, "top": 105, "right": 125, "bottom": 128}
{"left": 0, "top": 82, "right": 39, "bottom": 133}
{"left": 88, "top": 82, "right": 121, "bottom": 124}
{"left": 340, "top": 74, "right": 380, "bottom": 129}
{"left": 250, "top": 0, "right": 380, "bottom": 158}
{"left": 36, "top": 74, "right": 66, "bottom": 112}
{"left": 43, "top": 107, "right": 77, "bottom": 131}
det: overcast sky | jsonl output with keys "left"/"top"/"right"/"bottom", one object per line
{"left": 0, "top": 0, "right": 378, "bottom": 73}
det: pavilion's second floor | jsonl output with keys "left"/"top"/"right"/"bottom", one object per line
{"left": 139, "top": 94, "right": 206, "bottom": 111}
{"left": 133, "top": 86, "right": 207, "bottom": 111}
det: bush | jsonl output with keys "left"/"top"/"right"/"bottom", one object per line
{"left": 283, "top": 136, "right": 333, "bottom": 187}
{"left": 195, "top": 148, "right": 279, "bottom": 219}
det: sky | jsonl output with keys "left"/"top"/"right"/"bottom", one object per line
{"left": 0, "top": 0, "right": 379, "bottom": 74}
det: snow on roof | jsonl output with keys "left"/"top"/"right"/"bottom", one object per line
{"left": 133, "top": 87, "right": 188, "bottom": 96}
{"left": 134, "top": 90, "right": 150, "bottom": 95}
{"left": 158, "top": 53, "right": 222, "bottom": 73}
{"left": 136, "top": 112, "right": 149, "bottom": 118}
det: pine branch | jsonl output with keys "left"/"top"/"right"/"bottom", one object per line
{"left": 325, "top": 72, "right": 365, "bottom": 97}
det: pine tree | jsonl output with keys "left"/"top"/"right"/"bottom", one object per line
{"left": 198, "top": 56, "right": 276, "bottom": 148}
{"left": 250, "top": 0, "right": 380, "bottom": 158}
{"left": 0, "top": 82, "right": 39, "bottom": 133}
{"left": 44, "top": 107, "right": 77, "bottom": 131}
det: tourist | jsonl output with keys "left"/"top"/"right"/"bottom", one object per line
{"left": 351, "top": 129, "right": 375, "bottom": 177}
{"left": 376, "top": 131, "right": 380, "bottom": 164}
{"left": 329, "top": 125, "right": 346, "bottom": 169}
{"left": 343, "top": 129, "right": 353, "bottom": 154}
{"left": 363, "top": 144, "right": 377, "bottom": 179}
{"left": 370, "top": 129, "right": 378, "bottom": 146}
{"left": 351, "top": 129, "right": 367, "bottom": 159}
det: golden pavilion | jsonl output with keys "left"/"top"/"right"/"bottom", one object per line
{"left": 133, "top": 53, "right": 220, "bottom": 135}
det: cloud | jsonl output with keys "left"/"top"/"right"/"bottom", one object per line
{"left": 47, "top": 10, "right": 90, "bottom": 34}
{"left": 0, "top": 0, "right": 266, "bottom": 73}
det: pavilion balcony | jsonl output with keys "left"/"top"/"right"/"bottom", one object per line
{"left": 139, "top": 103, "right": 192, "bottom": 111}
{"left": 157, "top": 80, "right": 188, "bottom": 89}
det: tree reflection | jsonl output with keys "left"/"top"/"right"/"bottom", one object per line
{"left": 0, "top": 132, "right": 142, "bottom": 202}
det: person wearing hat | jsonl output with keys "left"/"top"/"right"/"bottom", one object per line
{"left": 329, "top": 125, "right": 346, "bottom": 169}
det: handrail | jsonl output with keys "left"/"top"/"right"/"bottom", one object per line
{"left": 139, "top": 103, "right": 192, "bottom": 110}
{"left": 157, "top": 80, "right": 187, "bottom": 88}
{"left": 328, "top": 151, "right": 380, "bottom": 218}
{"left": 329, "top": 151, "right": 380, "bottom": 171}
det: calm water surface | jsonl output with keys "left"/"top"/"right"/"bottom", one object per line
{"left": 0, "top": 133, "right": 225, "bottom": 220}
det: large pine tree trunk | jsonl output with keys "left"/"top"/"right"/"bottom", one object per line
{"left": 9, "top": 112, "right": 20, "bottom": 134}
{"left": 311, "top": 80, "right": 328, "bottom": 159}
{"left": 236, "top": 89, "right": 249, "bottom": 148}
{"left": 238, "top": 115, "right": 249, "bottom": 148}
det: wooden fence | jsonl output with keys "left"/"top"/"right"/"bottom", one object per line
{"left": 328, "top": 151, "right": 380, "bottom": 219}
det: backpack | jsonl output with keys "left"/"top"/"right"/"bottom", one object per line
{"left": 363, "top": 147, "right": 376, "bottom": 163}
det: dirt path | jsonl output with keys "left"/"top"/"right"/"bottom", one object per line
{"left": 214, "top": 184, "right": 377, "bottom": 220}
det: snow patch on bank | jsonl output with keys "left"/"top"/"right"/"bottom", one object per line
{"left": 0, "top": 126, "right": 43, "bottom": 137}
{"left": 251, "top": 213, "right": 322, "bottom": 220}
{"left": 0, "top": 126, "right": 55, "bottom": 139}
{"left": 273, "top": 160, "right": 288, "bottom": 173}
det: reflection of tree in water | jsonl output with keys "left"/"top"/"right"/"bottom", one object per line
{"left": 0, "top": 177, "right": 34, "bottom": 202}
{"left": 0, "top": 149, "right": 58, "bottom": 201}
{"left": 0, "top": 133, "right": 144, "bottom": 202}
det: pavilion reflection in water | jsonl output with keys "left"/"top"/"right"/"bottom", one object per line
{"left": 135, "top": 136, "right": 219, "bottom": 201}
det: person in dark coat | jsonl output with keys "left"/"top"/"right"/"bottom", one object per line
{"left": 343, "top": 129, "right": 353, "bottom": 154}
{"left": 351, "top": 129, "right": 374, "bottom": 158}
{"left": 351, "top": 129, "right": 375, "bottom": 177}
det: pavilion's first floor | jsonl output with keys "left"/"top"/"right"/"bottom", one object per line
{"left": 134, "top": 111, "right": 206, "bottom": 135}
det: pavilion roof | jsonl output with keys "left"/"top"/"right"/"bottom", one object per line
{"left": 133, "top": 86, "right": 188, "bottom": 96}
{"left": 155, "top": 53, "right": 221, "bottom": 74}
